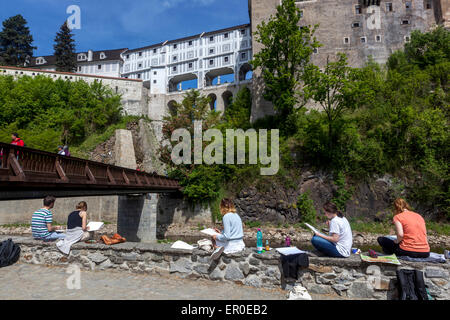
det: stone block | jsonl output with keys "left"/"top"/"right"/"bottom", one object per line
{"left": 308, "top": 264, "right": 333, "bottom": 273}
{"left": 98, "top": 259, "right": 113, "bottom": 270}
{"left": 169, "top": 258, "right": 192, "bottom": 273}
{"left": 244, "top": 275, "right": 263, "bottom": 288}
{"left": 348, "top": 281, "right": 375, "bottom": 299}
{"left": 225, "top": 265, "right": 245, "bottom": 281}
{"left": 425, "top": 268, "right": 449, "bottom": 279}
{"left": 332, "top": 284, "right": 348, "bottom": 296}
{"left": 308, "top": 284, "right": 332, "bottom": 295}
{"left": 87, "top": 252, "right": 108, "bottom": 264}
{"left": 151, "top": 253, "right": 163, "bottom": 262}
{"left": 239, "top": 263, "right": 250, "bottom": 276}
{"left": 193, "top": 264, "right": 210, "bottom": 275}
{"left": 121, "top": 252, "right": 138, "bottom": 261}
{"left": 209, "top": 269, "right": 223, "bottom": 281}
{"left": 249, "top": 258, "right": 260, "bottom": 266}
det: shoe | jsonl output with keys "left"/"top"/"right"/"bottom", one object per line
{"left": 445, "top": 250, "right": 450, "bottom": 260}
{"left": 210, "top": 246, "right": 224, "bottom": 261}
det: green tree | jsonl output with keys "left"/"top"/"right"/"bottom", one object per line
{"left": 251, "top": 0, "right": 320, "bottom": 135}
{"left": 0, "top": 15, "right": 36, "bottom": 67}
{"left": 304, "top": 53, "right": 371, "bottom": 152}
{"left": 54, "top": 21, "right": 77, "bottom": 72}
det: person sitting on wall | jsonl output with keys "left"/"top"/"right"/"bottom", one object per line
{"left": 377, "top": 198, "right": 430, "bottom": 258}
{"left": 57, "top": 145, "right": 65, "bottom": 155}
{"left": 310, "top": 202, "right": 353, "bottom": 258}
{"left": 56, "top": 201, "right": 91, "bottom": 255}
{"left": 31, "top": 196, "right": 66, "bottom": 241}
{"left": 210, "top": 198, "right": 245, "bottom": 260}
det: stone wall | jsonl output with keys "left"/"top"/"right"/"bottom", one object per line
{"left": 0, "top": 196, "right": 118, "bottom": 225}
{"left": 9, "top": 236, "right": 449, "bottom": 300}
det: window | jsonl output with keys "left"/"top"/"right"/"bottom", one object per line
{"left": 376, "top": 35, "right": 382, "bottom": 42}
{"left": 425, "top": 1, "right": 432, "bottom": 9}
{"left": 344, "top": 37, "right": 350, "bottom": 44}
{"left": 405, "top": 36, "right": 411, "bottom": 42}
{"left": 153, "top": 71, "right": 157, "bottom": 75}
{"left": 153, "top": 49, "right": 157, "bottom": 54}
{"left": 78, "top": 54, "right": 87, "bottom": 61}
{"left": 209, "top": 36, "right": 214, "bottom": 42}
{"left": 299, "top": 10, "right": 304, "bottom": 18}
{"left": 240, "top": 29, "right": 246, "bottom": 35}
{"left": 188, "top": 40, "right": 193, "bottom": 46}
{"left": 224, "top": 56, "right": 229, "bottom": 63}
{"left": 139, "top": 52, "right": 142, "bottom": 57}
{"left": 153, "top": 80, "right": 157, "bottom": 84}
{"left": 137, "top": 74, "right": 141, "bottom": 79}
{"left": 209, "top": 48, "right": 214, "bottom": 55}
{"left": 352, "top": 22, "right": 361, "bottom": 28}
{"left": 209, "top": 59, "right": 214, "bottom": 65}
{"left": 355, "top": 5, "right": 361, "bottom": 14}
{"left": 405, "top": 1, "right": 411, "bottom": 9}
{"left": 98, "top": 65, "right": 102, "bottom": 70}
{"left": 126, "top": 54, "right": 130, "bottom": 59}
{"left": 361, "top": 37, "right": 366, "bottom": 43}
{"left": 173, "top": 66, "right": 177, "bottom": 72}
{"left": 386, "top": 3, "right": 393, "bottom": 12}
{"left": 173, "top": 55, "right": 177, "bottom": 62}
{"left": 313, "top": 48, "right": 318, "bottom": 54}
{"left": 100, "top": 52, "right": 106, "bottom": 59}
{"left": 241, "top": 52, "right": 247, "bottom": 60}
{"left": 138, "top": 63, "right": 142, "bottom": 68}
{"left": 173, "top": 44, "right": 177, "bottom": 49}
{"left": 402, "top": 19, "right": 410, "bottom": 25}
{"left": 78, "top": 66, "right": 82, "bottom": 72}
{"left": 224, "top": 33, "right": 229, "bottom": 39}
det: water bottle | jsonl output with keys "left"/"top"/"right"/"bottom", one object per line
{"left": 265, "top": 240, "right": 270, "bottom": 251}
{"left": 285, "top": 236, "right": 291, "bottom": 247}
{"left": 256, "top": 228, "right": 263, "bottom": 253}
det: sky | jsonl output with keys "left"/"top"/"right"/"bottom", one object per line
{"left": 1, "top": 0, "right": 250, "bottom": 57}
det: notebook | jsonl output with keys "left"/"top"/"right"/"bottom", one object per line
{"left": 87, "top": 221, "right": 104, "bottom": 232}
{"left": 200, "top": 228, "right": 221, "bottom": 237}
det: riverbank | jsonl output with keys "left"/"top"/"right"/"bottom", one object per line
{"left": 2, "top": 222, "right": 449, "bottom": 252}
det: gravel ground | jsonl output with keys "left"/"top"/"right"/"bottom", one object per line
{"left": 0, "top": 263, "right": 349, "bottom": 300}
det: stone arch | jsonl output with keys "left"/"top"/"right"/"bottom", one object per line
{"left": 222, "top": 91, "right": 233, "bottom": 110}
{"left": 167, "top": 100, "right": 178, "bottom": 116}
{"left": 207, "top": 93, "right": 217, "bottom": 111}
{"left": 168, "top": 73, "right": 198, "bottom": 93}
{"left": 239, "top": 63, "right": 253, "bottom": 81}
{"left": 204, "top": 67, "right": 234, "bottom": 87}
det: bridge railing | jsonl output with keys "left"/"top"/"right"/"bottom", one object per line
{"left": 0, "top": 142, "right": 179, "bottom": 190}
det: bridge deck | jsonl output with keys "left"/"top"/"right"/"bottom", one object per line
{"left": 0, "top": 142, "right": 179, "bottom": 200}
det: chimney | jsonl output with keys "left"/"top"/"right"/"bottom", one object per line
{"left": 88, "top": 50, "right": 93, "bottom": 62}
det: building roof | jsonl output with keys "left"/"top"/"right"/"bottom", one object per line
{"left": 28, "top": 48, "right": 128, "bottom": 68}
{"left": 126, "top": 24, "right": 251, "bottom": 53}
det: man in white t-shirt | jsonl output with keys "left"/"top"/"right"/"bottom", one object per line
{"left": 310, "top": 202, "right": 353, "bottom": 258}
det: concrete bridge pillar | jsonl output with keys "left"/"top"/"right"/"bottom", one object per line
{"left": 117, "top": 193, "right": 158, "bottom": 243}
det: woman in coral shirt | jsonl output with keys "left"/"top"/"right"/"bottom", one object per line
{"left": 377, "top": 198, "right": 430, "bottom": 258}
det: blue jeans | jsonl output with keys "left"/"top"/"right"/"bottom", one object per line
{"left": 311, "top": 235, "right": 345, "bottom": 258}
{"left": 40, "top": 232, "right": 66, "bottom": 242}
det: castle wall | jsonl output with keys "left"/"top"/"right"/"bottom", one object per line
{"left": 249, "top": 0, "right": 444, "bottom": 121}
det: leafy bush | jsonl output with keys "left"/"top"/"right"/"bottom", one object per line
{"left": 297, "top": 192, "right": 316, "bottom": 224}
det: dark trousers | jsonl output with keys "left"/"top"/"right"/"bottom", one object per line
{"left": 377, "top": 237, "right": 430, "bottom": 258}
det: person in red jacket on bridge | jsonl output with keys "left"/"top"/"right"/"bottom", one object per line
{"left": 11, "top": 133, "right": 24, "bottom": 147}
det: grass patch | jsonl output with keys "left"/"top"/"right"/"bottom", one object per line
{"left": 245, "top": 221, "right": 262, "bottom": 228}
{"left": 1, "top": 223, "right": 31, "bottom": 228}
{"left": 71, "top": 115, "right": 143, "bottom": 159}
{"left": 426, "top": 222, "right": 450, "bottom": 236}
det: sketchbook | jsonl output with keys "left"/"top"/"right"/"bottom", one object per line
{"left": 87, "top": 221, "right": 104, "bottom": 232}
{"left": 304, "top": 223, "right": 326, "bottom": 237}
{"left": 200, "top": 228, "right": 221, "bottom": 237}
{"left": 171, "top": 241, "right": 195, "bottom": 250}
{"left": 276, "top": 247, "right": 307, "bottom": 256}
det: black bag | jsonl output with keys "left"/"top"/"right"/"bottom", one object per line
{"left": 396, "top": 269, "right": 428, "bottom": 300}
{"left": 0, "top": 239, "right": 21, "bottom": 268}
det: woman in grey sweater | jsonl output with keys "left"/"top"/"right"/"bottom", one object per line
{"left": 210, "top": 198, "right": 245, "bottom": 260}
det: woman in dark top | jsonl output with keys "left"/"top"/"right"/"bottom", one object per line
{"left": 56, "top": 201, "right": 90, "bottom": 254}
